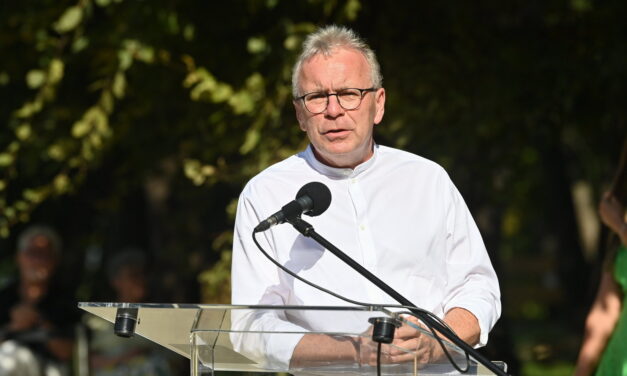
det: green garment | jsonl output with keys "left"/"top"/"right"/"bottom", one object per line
{"left": 596, "top": 245, "right": 627, "bottom": 376}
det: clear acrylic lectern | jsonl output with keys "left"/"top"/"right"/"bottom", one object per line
{"left": 79, "top": 303, "right": 505, "bottom": 376}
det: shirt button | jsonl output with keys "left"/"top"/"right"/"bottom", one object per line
{"left": 360, "top": 224, "right": 365, "bottom": 231}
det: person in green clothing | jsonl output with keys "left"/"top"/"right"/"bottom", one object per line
{"left": 574, "top": 190, "right": 627, "bottom": 376}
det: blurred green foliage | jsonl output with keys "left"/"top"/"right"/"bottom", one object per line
{"left": 1, "top": 1, "right": 625, "bottom": 373}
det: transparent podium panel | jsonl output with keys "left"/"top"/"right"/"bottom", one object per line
{"left": 79, "top": 303, "right": 505, "bottom": 376}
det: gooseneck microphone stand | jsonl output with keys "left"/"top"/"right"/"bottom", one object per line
{"left": 288, "top": 217, "right": 508, "bottom": 376}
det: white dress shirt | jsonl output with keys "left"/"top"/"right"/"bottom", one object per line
{"left": 230, "top": 144, "right": 501, "bottom": 368}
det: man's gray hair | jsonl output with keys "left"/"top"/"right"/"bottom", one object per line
{"left": 292, "top": 25, "right": 383, "bottom": 97}
{"left": 17, "top": 224, "right": 62, "bottom": 256}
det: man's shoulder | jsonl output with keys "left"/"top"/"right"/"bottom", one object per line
{"left": 377, "top": 145, "right": 446, "bottom": 174}
{"left": 240, "top": 152, "right": 310, "bottom": 197}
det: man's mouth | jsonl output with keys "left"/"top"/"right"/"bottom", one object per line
{"left": 322, "top": 129, "right": 351, "bottom": 140}
{"left": 323, "top": 128, "right": 350, "bottom": 135}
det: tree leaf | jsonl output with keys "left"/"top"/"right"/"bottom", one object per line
{"left": 54, "top": 6, "right": 83, "bottom": 34}
{"left": 72, "top": 120, "right": 91, "bottom": 138}
{"left": 112, "top": 72, "right": 126, "bottom": 98}
{"left": 0, "top": 153, "right": 14, "bottom": 167}
{"left": 48, "top": 59, "right": 65, "bottom": 84}
{"left": 15, "top": 123, "right": 32, "bottom": 140}
{"left": 26, "top": 70, "right": 46, "bottom": 89}
{"left": 239, "top": 128, "right": 260, "bottom": 154}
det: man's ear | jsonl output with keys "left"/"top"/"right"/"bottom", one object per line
{"left": 294, "top": 101, "right": 307, "bottom": 131}
{"left": 374, "top": 88, "right": 385, "bottom": 125}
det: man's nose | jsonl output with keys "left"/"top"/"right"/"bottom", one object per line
{"left": 325, "top": 94, "right": 344, "bottom": 116}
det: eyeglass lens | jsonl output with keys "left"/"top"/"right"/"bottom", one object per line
{"left": 304, "top": 89, "right": 365, "bottom": 113}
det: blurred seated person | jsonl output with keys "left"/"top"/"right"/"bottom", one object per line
{"left": 574, "top": 190, "right": 627, "bottom": 376}
{"left": 0, "top": 224, "right": 79, "bottom": 376}
{"left": 85, "top": 248, "right": 176, "bottom": 376}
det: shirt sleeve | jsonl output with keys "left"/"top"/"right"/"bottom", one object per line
{"left": 439, "top": 171, "right": 502, "bottom": 347}
{"left": 230, "top": 185, "right": 306, "bottom": 369}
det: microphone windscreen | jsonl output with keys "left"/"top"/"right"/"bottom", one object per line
{"left": 297, "top": 182, "right": 332, "bottom": 216}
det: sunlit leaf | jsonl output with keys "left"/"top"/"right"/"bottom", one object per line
{"left": 14, "top": 200, "right": 28, "bottom": 211}
{"left": 85, "top": 107, "right": 108, "bottom": 134}
{"left": 26, "top": 70, "right": 46, "bottom": 89}
{"left": 48, "top": 143, "right": 66, "bottom": 161}
{"left": 284, "top": 35, "right": 300, "bottom": 50}
{"left": 54, "top": 6, "right": 83, "bottom": 34}
{"left": 72, "top": 36, "right": 90, "bottom": 52}
{"left": 100, "top": 90, "right": 114, "bottom": 113}
{"left": 228, "top": 91, "right": 255, "bottom": 114}
{"left": 136, "top": 46, "right": 155, "bottom": 63}
{"left": 246, "top": 73, "right": 265, "bottom": 98}
{"left": 14, "top": 100, "right": 43, "bottom": 118}
{"left": 68, "top": 157, "right": 81, "bottom": 168}
{"left": 247, "top": 37, "right": 267, "bottom": 54}
{"left": 7, "top": 142, "right": 19, "bottom": 153}
{"left": 0, "top": 153, "right": 14, "bottom": 167}
{"left": 183, "top": 159, "right": 204, "bottom": 185}
{"left": 118, "top": 49, "right": 133, "bottom": 71}
{"left": 72, "top": 120, "right": 91, "bottom": 138}
{"left": 48, "top": 59, "right": 64, "bottom": 84}
{"left": 190, "top": 77, "right": 217, "bottom": 101}
{"left": 183, "top": 24, "right": 195, "bottom": 41}
{"left": 112, "top": 72, "right": 126, "bottom": 98}
{"left": 82, "top": 143, "right": 95, "bottom": 160}
{"left": 4, "top": 207, "right": 15, "bottom": 220}
{"left": 211, "top": 83, "right": 233, "bottom": 103}
{"left": 344, "top": 0, "right": 362, "bottom": 20}
{"left": 239, "top": 128, "right": 260, "bottom": 154}
{"left": 88, "top": 132, "right": 103, "bottom": 148}
{"left": 15, "top": 123, "right": 32, "bottom": 140}
{"left": 201, "top": 165, "right": 216, "bottom": 176}
{"left": 166, "top": 12, "right": 180, "bottom": 34}
{"left": 53, "top": 174, "right": 70, "bottom": 193}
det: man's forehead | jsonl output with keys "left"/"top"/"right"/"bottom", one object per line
{"left": 299, "top": 49, "right": 370, "bottom": 91}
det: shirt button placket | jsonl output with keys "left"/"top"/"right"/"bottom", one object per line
{"left": 348, "top": 176, "right": 381, "bottom": 302}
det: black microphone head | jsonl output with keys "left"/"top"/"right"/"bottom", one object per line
{"left": 296, "top": 182, "right": 332, "bottom": 217}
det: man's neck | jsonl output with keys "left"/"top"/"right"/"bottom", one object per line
{"left": 311, "top": 142, "right": 374, "bottom": 170}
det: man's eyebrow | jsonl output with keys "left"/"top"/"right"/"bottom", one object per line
{"left": 307, "top": 86, "right": 350, "bottom": 93}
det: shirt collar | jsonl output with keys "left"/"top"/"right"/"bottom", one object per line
{"left": 303, "top": 144, "right": 378, "bottom": 179}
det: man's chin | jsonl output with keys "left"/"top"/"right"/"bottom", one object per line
{"left": 316, "top": 148, "right": 372, "bottom": 169}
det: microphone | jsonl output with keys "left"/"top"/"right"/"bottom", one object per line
{"left": 254, "top": 182, "right": 331, "bottom": 232}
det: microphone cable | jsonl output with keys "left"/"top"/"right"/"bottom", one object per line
{"left": 376, "top": 341, "right": 383, "bottom": 376}
{"left": 252, "top": 231, "right": 472, "bottom": 373}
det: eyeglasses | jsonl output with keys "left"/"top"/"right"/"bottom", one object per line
{"left": 295, "top": 87, "right": 377, "bottom": 114}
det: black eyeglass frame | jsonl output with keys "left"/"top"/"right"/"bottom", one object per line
{"left": 294, "top": 87, "right": 378, "bottom": 114}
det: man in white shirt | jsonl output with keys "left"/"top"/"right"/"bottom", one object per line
{"left": 231, "top": 25, "right": 501, "bottom": 369}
